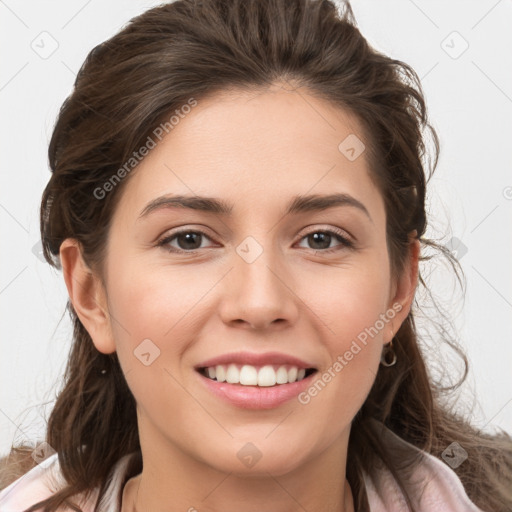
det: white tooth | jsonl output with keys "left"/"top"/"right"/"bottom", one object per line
{"left": 208, "top": 364, "right": 304, "bottom": 386}
{"left": 225, "top": 364, "right": 240, "bottom": 384}
{"left": 215, "top": 365, "right": 226, "bottom": 382}
{"left": 276, "top": 366, "right": 289, "bottom": 384}
{"left": 258, "top": 365, "right": 277, "bottom": 387}
{"left": 239, "top": 365, "right": 258, "bottom": 385}
{"left": 287, "top": 367, "right": 298, "bottom": 383}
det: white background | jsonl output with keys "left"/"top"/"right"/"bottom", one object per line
{"left": 0, "top": 0, "right": 511, "bottom": 456}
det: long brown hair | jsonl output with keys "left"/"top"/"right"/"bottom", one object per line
{"left": 2, "top": 0, "right": 511, "bottom": 510}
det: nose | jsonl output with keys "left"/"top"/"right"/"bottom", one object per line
{"left": 217, "top": 243, "right": 300, "bottom": 331}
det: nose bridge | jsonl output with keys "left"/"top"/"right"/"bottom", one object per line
{"left": 218, "top": 232, "right": 298, "bottom": 329}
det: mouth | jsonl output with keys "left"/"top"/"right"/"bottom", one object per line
{"left": 196, "top": 364, "right": 318, "bottom": 387}
{"left": 194, "top": 351, "right": 320, "bottom": 408}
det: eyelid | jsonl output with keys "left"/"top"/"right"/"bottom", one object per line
{"left": 296, "top": 224, "right": 354, "bottom": 243}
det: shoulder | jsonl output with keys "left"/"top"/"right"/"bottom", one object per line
{"left": 363, "top": 426, "right": 486, "bottom": 512}
{"left": 0, "top": 451, "right": 135, "bottom": 512}
{"left": 0, "top": 453, "right": 69, "bottom": 511}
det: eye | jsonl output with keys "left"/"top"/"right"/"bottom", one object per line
{"left": 157, "top": 227, "right": 354, "bottom": 254}
{"left": 295, "top": 228, "right": 354, "bottom": 253}
{"left": 157, "top": 229, "right": 215, "bottom": 253}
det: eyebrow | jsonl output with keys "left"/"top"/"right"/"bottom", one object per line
{"left": 138, "top": 193, "right": 372, "bottom": 222}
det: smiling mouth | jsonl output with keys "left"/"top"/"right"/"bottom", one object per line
{"left": 197, "top": 364, "right": 317, "bottom": 387}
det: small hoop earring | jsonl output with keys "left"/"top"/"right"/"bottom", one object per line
{"left": 380, "top": 334, "right": 397, "bottom": 367}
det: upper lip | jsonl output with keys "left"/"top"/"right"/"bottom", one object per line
{"left": 195, "top": 351, "right": 317, "bottom": 370}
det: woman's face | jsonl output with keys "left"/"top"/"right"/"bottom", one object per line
{"left": 69, "top": 84, "right": 417, "bottom": 477}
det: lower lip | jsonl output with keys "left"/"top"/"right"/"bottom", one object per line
{"left": 196, "top": 370, "right": 317, "bottom": 409}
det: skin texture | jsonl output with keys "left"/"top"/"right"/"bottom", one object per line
{"left": 60, "top": 83, "right": 420, "bottom": 512}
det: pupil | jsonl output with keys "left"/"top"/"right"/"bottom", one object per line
{"left": 309, "top": 232, "right": 330, "bottom": 250}
{"left": 178, "top": 232, "right": 201, "bottom": 250}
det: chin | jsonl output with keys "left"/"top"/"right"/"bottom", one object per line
{"left": 199, "top": 443, "right": 311, "bottom": 478}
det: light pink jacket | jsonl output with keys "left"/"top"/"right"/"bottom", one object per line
{"left": 0, "top": 431, "right": 486, "bottom": 512}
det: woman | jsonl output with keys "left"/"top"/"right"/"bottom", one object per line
{"left": 0, "top": 0, "right": 511, "bottom": 510}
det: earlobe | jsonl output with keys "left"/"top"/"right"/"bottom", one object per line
{"left": 59, "top": 238, "right": 116, "bottom": 354}
{"left": 387, "top": 233, "right": 420, "bottom": 341}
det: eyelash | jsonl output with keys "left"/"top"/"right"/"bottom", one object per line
{"left": 156, "top": 227, "right": 355, "bottom": 254}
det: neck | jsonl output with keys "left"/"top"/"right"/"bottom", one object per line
{"left": 126, "top": 475, "right": 354, "bottom": 512}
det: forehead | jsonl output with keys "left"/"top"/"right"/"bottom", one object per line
{"left": 115, "top": 85, "right": 384, "bottom": 222}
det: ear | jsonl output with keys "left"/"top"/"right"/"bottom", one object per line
{"left": 385, "top": 231, "right": 420, "bottom": 343}
{"left": 59, "top": 238, "right": 116, "bottom": 354}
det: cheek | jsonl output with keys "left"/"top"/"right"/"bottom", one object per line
{"left": 105, "top": 259, "right": 208, "bottom": 382}
{"left": 108, "top": 256, "right": 208, "bottom": 334}
{"left": 105, "top": 266, "right": 203, "bottom": 429}
{"left": 303, "top": 254, "right": 391, "bottom": 345}
{"left": 296, "top": 283, "right": 386, "bottom": 443}
{"left": 295, "top": 257, "right": 390, "bottom": 409}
